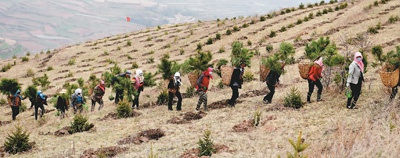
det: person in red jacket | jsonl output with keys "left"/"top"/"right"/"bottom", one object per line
{"left": 195, "top": 67, "right": 213, "bottom": 111}
{"left": 307, "top": 56, "right": 324, "bottom": 103}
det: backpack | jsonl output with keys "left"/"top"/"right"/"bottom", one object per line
{"left": 36, "top": 94, "right": 47, "bottom": 105}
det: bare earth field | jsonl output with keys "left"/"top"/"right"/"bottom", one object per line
{"left": 0, "top": 0, "right": 399, "bottom": 157}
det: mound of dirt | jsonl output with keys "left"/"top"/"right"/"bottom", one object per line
{"left": 180, "top": 144, "right": 231, "bottom": 158}
{"left": 117, "top": 128, "right": 165, "bottom": 145}
{"left": 183, "top": 111, "right": 207, "bottom": 121}
{"left": 208, "top": 100, "right": 243, "bottom": 110}
{"left": 81, "top": 146, "right": 129, "bottom": 158}
{"left": 167, "top": 117, "right": 189, "bottom": 124}
{"left": 265, "top": 103, "right": 288, "bottom": 112}
{"left": 99, "top": 111, "right": 141, "bottom": 121}
{"left": 54, "top": 124, "right": 95, "bottom": 137}
{"left": 232, "top": 120, "right": 255, "bottom": 132}
{"left": 239, "top": 89, "right": 268, "bottom": 98}
{"left": 0, "top": 121, "right": 11, "bottom": 127}
{"left": 141, "top": 101, "right": 157, "bottom": 109}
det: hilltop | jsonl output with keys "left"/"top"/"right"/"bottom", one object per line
{"left": 0, "top": 0, "right": 399, "bottom": 157}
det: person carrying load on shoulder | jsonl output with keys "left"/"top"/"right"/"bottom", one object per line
{"left": 196, "top": 67, "right": 213, "bottom": 111}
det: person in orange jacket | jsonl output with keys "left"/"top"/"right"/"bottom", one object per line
{"left": 195, "top": 67, "right": 213, "bottom": 111}
{"left": 307, "top": 56, "right": 324, "bottom": 103}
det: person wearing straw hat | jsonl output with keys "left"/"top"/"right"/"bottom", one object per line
{"left": 346, "top": 52, "right": 365, "bottom": 109}
{"left": 57, "top": 89, "right": 69, "bottom": 118}
{"left": 307, "top": 56, "right": 324, "bottom": 103}
{"left": 168, "top": 72, "right": 183, "bottom": 111}
{"left": 91, "top": 80, "right": 106, "bottom": 111}
{"left": 196, "top": 67, "right": 213, "bottom": 111}
{"left": 131, "top": 69, "right": 144, "bottom": 109}
{"left": 228, "top": 59, "right": 246, "bottom": 107}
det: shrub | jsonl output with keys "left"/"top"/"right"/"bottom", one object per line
{"left": 147, "top": 57, "right": 155, "bottom": 64}
{"left": 157, "top": 54, "right": 174, "bottom": 80}
{"left": 186, "top": 51, "right": 213, "bottom": 73}
{"left": 305, "top": 37, "right": 331, "bottom": 60}
{"left": 296, "top": 19, "right": 303, "bottom": 25}
{"left": 285, "top": 8, "right": 291, "bottom": 13}
{"left": 316, "top": 11, "right": 322, "bottom": 16}
{"left": 250, "top": 19, "right": 255, "bottom": 24}
{"left": 215, "top": 33, "right": 221, "bottom": 40}
{"left": 77, "top": 77, "right": 84, "bottom": 87}
{"left": 283, "top": 87, "right": 303, "bottom": 109}
{"left": 247, "top": 40, "right": 252, "bottom": 46}
{"left": 4, "top": 125, "right": 32, "bottom": 154}
{"left": 69, "top": 114, "right": 93, "bottom": 133}
{"left": 157, "top": 25, "right": 161, "bottom": 30}
{"left": 374, "top": 1, "right": 379, "bottom": 6}
{"left": 307, "top": 4, "right": 313, "bottom": 8}
{"left": 308, "top": 13, "right": 314, "bottom": 19}
{"left": 231, "top": 41, "right": 253, "bottom": 67}
{"left": 186, "top": 86, "right": 195, "bottom": 97}
{"left": 103, "top": 51, "right": 109, "bottom": 56}
{"left": 266, "top": 44, "right": 274, "bottom": 53}
{"left": 197, "top": 130, "right": 215, "bottom": 157}
{"left": 226, "top": 29, "right": 232, "bottom": 35}
{"left": 26, "top": 68, "right": 34, "bottom": 77}
{"left": 388, "top": 15, "right": 399, "bottom": 23}
{"left": 303, "top": 16, "right": 309, "bottom": 22}
{"left": 179, "top": 48, "right": 185, "bottom": 55}
{"left": 278, "top": 42, "right": 295, "bottom": 61}
{"left": 281, "top": 10, "right": 286, "bottom": 15}
{"left": 66, "top": 72, "right": 73, "bottom": 78}
{"left": 243, "top": 71, "right": 254, "bottom": 82}
{"left": 218, "top": 47, "right": 225, "bottom": 53}
{"left": 260, "top": 16, "right": 266, "bottom": 21}
{"left": 269, "top": 30, "right": 276, "bottom": 38}
{"left": 12, "top": 55, "right": 17, "bottom": 59}
{"left": 117, "top": 46, "right": 121, "bottom": 51}
{"left": 131, "top": 62, "right": 139, "bottom": 69}
{"left": 46, "top": 66, "right": 53, "bottom": 71}
{"left": 339, "top": 2, "right": 348, "bottom": 9}
{"left": 68, "top": 58, "right": 76, "bottom": 65}
{"left": 322, "top": 9, "right": 328, "bottom": 14}
{"left": 262, "top": 54, "right": 284, "bottom": 75}
{"left": 367, "top": 26, "right": 378, "bottom": 34}
{"left": 335, "top": 6, "right": 340, "bottom": 11}
{"left": 299, "top": 3, "right": 305, "bottom": 9}
{"left": 206, "top": 38, "right": 213, "bottom": 45}
{"left": 196, "top": 43, "right": 202, "bottom": 50}
{"left": 144, "top": 72, "right": 157, "bottom": 87}
{"left": 156, "top": 90, "right": 168, "bottom": 105}
{"left": 32, "top": 74, "right": 50, "bottom": 89}
{"left": 280, "top": 26, "right": 287, "bottom": 32}
{"left": 0, "top": 78, "right": 21, "bottom": 95}
{"left": 26, "top": 52, "right": 30, "bottom": 56}
{"left": 320, "top": 0, "right": 325, "bottom": 5}
{"left": 116, "top": 100, "right": 132, "bottom": 118}
{"left": 328, "top": 7, "right": 334, "bottom": 12}
{"left": 287, "top": 23, "right": 295, "bottom": 28}
{"left": 242, "top": 23, "right": 249, "bottom": 28}
{"left": 233, "top": 26, "right": 240, "bottom": 32}
{"left": 21, "top": 56, "right": 29, "bottom": 62}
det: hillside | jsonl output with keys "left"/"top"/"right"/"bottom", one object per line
{"left": 0, "top": 0, "right": 399, "bottom": 157}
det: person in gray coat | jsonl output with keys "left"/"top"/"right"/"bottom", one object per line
{"left": 346, "top": 52, "right": 365, "bottom": 109}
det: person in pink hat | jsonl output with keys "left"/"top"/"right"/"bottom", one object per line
{"left": 195, "top": 67, "right": 213, "bottom": 111}
{"left": 346, "top": 52, "right": 365, "bottom": 109}
{"left": 91, "top": 80, "right": 106, "bottom": 111}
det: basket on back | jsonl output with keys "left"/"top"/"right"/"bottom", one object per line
{"left": 221, "top": 65, "right": 234, "bottom": 86}
{"left": 259, "top": 65, "right": 270, "bottom": 82}
{"left": 298, "top": 62, "right": 312, "bottom": 79}
{"left": 379, "top": 64, "right": 399, "bottom": 88}
{"left": 187, "top": 72, "right": 200, "bottom": 87}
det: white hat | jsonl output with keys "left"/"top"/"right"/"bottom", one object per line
{"left": 136, "top": 69, "right": 143, "bottom": 76}
{"left": 60, "top": 89, "right": 67, "bottom": 94}
{"left": 75, "top": 88, "right": 82, "bottom": 94}
{"left": 174, "top": 72, "right": 180, "bottom": 77}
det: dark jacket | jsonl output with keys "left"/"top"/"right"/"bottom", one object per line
{"left": 229, "top": 67, "right": 244, "bottom": 89}
{"left": 266, "top": 70, "right": 280, "bottom": 86}
{"left": 56, "top": 96, "right": 68, "bottom": 110}
{"left": 168, "top": 78, "right": 181, "bottom": 93}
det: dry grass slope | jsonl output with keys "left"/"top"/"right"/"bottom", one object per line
{"left": 0, "top": 0, "right": 399, "bottom": 157}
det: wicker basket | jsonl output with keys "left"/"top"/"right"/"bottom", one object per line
{"left": 298, "top": 62, "right": 312, "bottom": 79}
{"left": 259, "top": 65, "right": 270, "bottom": 82}
{"left": 221, "top": 65, "right": 233, "bottom": 86}
{"left": 379, "top": 67, "right": 399, "bottom": 88}
{"left": 187, "top": 72, "right": 200, "bottom": 87}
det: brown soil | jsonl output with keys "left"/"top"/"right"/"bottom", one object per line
{"left": 54, "top": 124, "right": 94, "bottom": 137}
{"left": 80, "top": 146, "right": 129, "bottom": 158}
{"left": 208, "top": 100, "right": 244, "bottom": 110}
{"left": 0, "top": 121, "right": 11, "bottom": 126}
{"left": 167, "top": 116, "right": 190, "bottom": 124}
{"left": 232, "top": 120, "right": 255, "bottom": 132}
{"left": 180, "top": 144, "right": 231, "bottom": 158}
{"left": 98, "top": 111, "right": 141, "bottom": 121}
{"left": 117, "top": 128, "right": 165, "bottom": 145}
{"left": 239, "top": 89, "right": 268, "bottom": 98}
{"left": 183, "top": 111, "right": 207, "bottom": 121}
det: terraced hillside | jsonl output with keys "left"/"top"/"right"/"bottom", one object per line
{"left": 0, "top": 0, "right": 399, "bottom": 157}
